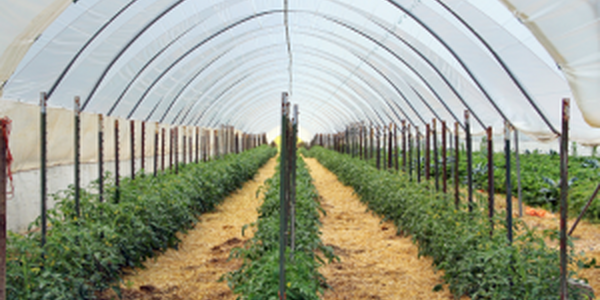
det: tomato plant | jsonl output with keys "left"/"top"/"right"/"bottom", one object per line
{"left": 7, "top": 146, "right": 276, "bottom": 299}
{"left": 306, "top": 146, "right": 590, "bottom": 299}
{"left": 226, "top": 157, "right": 336, "bottom": 300}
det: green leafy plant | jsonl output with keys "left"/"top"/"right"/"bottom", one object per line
{"left": 225, "top": 156, "right": 336, "bottom": 299}
{"left": 306, "top": 146, "right": 590, "bottom": 299}
{"left": 7, "top": 146, "right": 276, "bottom": 299}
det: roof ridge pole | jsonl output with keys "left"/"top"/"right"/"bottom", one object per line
{"left": 434, "top": 0, "right": 559, "bottom": 136}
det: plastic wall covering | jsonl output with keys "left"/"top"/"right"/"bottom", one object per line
{"left": 1, "top": 0, "right": 599, "bottom": 145}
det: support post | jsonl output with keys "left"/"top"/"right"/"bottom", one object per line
{"left": 433, "top": 119, "right": 439, "bottom": 191}
{"left": 40, "top": 93, "right": 48, "bottom": 247}
{"left": 141, "top": 121, "right": 145, "bottom": 172}
{"left": 388, "top": 124, "right": 393, "bottom": 170}
{"left": 98, "top": 115, "right": 104, "bottom": 202}
{"left": 130, "top": 120, "right": 135, "bottom": 179}
{"left": 515, "top": 129, "right": 523, "bottom": 217}
{"left": 376, "top": 126, "right": 381, "bottom": 170}
{"left": 408, "top": 124, "right": 413, "bottom": 181}
{"left": 175, "top": 127, "right": 179, "bottom": 174}
{"left": 154, "top": 124, "right": 158, "bottom": 177}
{"left": 114, "top": 120, "right": 120, "bottom": 203}
{"left": 402, "top": 120, "right": 407, "bottom": 172}
{"left": 559, "top": 99, "right": 570, "bottom": 300}
{"left": 505, "top": 121, "right": 512, "bottom": 244}
{"left": 74, "top": 97, "right": 81, "bottom": 218}
{"left": 279, "top": 92, "right": 289, "bottom": 300}
{"left": 425, "top": 124, "right": 431, "bottom": 181}
{"left": 161, "top": 128, "right": 165, "bottom": 171}
{"left": 442, "top": 121, "right": 447, "bottom": 194}
{"left": 416, "top": 127, "right": 421, "bottom": 183}
{"left": 487, "top": 127, "right": 494, "bottom": 236}
{"left": 394, "top": 124, "right": 399, "bottom": 171}
{"left": 466, "top": 111, "right": 473, "bottom": 212}
{"left": 454, "top": 122, "right": 460, "bottom": 209}
{"left": 195, "top": 127, "right": 199, "bottom": 163}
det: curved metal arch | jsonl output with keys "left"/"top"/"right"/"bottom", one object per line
{"left": 196, "top": 65, "right": 378, "bottom": 130}
{"left": 215, "top": 88, "right": 353, "bottom": 134}
{"left": 433, "top": 0, "right": 557, "bottom": 134}
{"left": 312, "top": 11, "right": 480, "bottom": 130}
{"left": 382, "top": 0, "right": 545, "bottom": 132}
{"left": 173, "top": 29, "right": 443, "bottom": 130}
{"left": 81, "top": 0, "right": 187, "bottom": 110}
{"left": 129, "top": 9, "right": 483, "bottom": 134}
{"left": 173, "top": 50, "right": 368, "bottom": 127}
{"left": 46, "top": 0, "right": 138, "bottom": 99}
{"left": 200, "top": 74, "right": 357, "bottom": 131}
{"left": 89, "top": 7, "right": 476, "bottom": 130}
{"left": 187, "top": 49, "right": 401, "bottom": 129}
{"left": 202, "top": 71, "right": 375, "bottom": 131}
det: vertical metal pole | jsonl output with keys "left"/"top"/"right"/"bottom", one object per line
{"left": 433, "top": 119, "right": 439, "bottom": 191}
{"left": 141, "top": 121, "right": 145, "bottom": 173}
{"left": 98, "top": 115, "right": 104, "bottom": 202}
{"left": 376, "top": 126, "right": 381, "bottom": 170}
{"left": 515, "top": 129, "right": 523, "bottom": 217}
{"left": 130, "top": 120, "right": 135, "bottom": 180}
{"left": 175, "top": 127, "right": 179, "bottom": 174}
{"left": 0, "top": 118, "right": 6, "bottom": 300}
{"left": 214, "top": 129, "right": 219, "bottom": 159}
{"left": 195, "top": 127, "right": 199, "bottom": 163}
{"left": 161, "top": 127, "right": 165, "bottom": 171}
{"left": 359, "top": 126, "right": 363, "bottom": 159}
{"left": 402, "top": 120, "right": 407, "bottom": 172}
{"left": 169, "top": 128, "right": 173, "bottom": 170}
{"left": 394, "top": 124, "right": 399, "bottom": 171}
{"left": 291, "top": 104, "right": 298, "bottom": 257}
{"left": 40, "top": 92, "right": 48, "bottom": 247}
{"left": 454, "top": 122, "right": 460, "bottom": 209}
{"left": 114, "top": 119, "right": 120, "bottom": 203}
{"left": 279, "top": 92, "right": 289, "bottom": 300}
{"left": 559, "top": 99, "right": 570, "bottom": 300}
{"left": 505, "top": 121, "right": 512, "bottom": 244}
{"left": 442, "top": 121, "right": 447, "bottom": 194}
{"left": 408, "top": 124, "right": 413, "bottom": 181}
{"left": 416, "top": 127, "right": 421, "bottom": 183}
{"left": 74, "top": 97, "right": 81, "bottom": 218}
{"left": 182, "top": 127, "right": 187, "bottom": 165}
{"left": 487, "top": 127, "right": 494, "bottom": 236}
{"left": 466, "top": 111, "right": 473, "bottom": 212}
{"left": 154, "top": 124, "right": 158, "bottom": 177}
{"left": 425, "top": 124, "right": 430, "bottom": 181}
{"left": 388, "top": 124, "right": 393, "bottom": 170}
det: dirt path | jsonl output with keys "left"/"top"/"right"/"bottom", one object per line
{"left": 304, "top": 157, "right": 459, "bottom": 300}
{"left": 107, "top": 157, "right": 278, "bottom": 300}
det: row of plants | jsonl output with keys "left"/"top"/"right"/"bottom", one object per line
{"left": 306, "top": 146, "right": 591, "bottom": 299}
{"left": 457, "top": 148, "right": 600, "bottom": 221}
{"left": 353, "top": 144, "right": 600, "bottom": 221}
{"left": 8, "top": 145, "right": 277, "bottom": 300}
{"left": 225, "top": 156, "right": 336, "bottom": 300}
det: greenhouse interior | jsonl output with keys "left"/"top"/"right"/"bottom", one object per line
{"left": 1, "top": 0, "right": 600, "bottom": 299}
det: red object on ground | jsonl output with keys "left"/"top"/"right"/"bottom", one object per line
{"left": 526, "top": 207, "right": 548, "bottom": 217}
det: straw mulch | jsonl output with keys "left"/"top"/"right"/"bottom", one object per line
{"left": 99, "top": 157, "right": 278, "bottom": 300}
{"left": 303, "top": 158, "right": 462, "bottom": 300}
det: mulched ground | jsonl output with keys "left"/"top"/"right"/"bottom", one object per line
{"left": 98, "top": 157, "right": 278, "bottom": 300}
{"left": 304, "top": 157, "right": 462, "bottom": 300}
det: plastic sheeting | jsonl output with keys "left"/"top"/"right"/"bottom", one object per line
{"left": 1, "top": 0, "right": 600, "bottom": 144}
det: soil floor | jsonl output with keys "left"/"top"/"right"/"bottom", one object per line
{"left": 303, "top": 157, "right": 460, "bottom": 300}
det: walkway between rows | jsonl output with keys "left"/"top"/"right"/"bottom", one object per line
{"left": 109, "top": 157, "right": 278, "bottom": 300}
{"left": 304, "top": 157, "right": 459, "bottom": 300}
